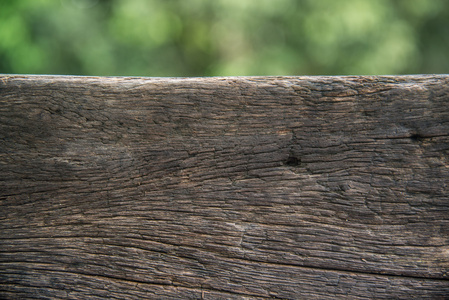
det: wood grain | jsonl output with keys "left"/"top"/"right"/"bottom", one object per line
{"left": 1, "top": 75, "right": 448, "bottom": 299}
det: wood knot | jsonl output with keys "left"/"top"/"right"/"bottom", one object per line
{"left": 285, "top": 155, "right": 300, "bottom": 167}
{"left": 410, "top": 133, "right": 424, "bottom": 142}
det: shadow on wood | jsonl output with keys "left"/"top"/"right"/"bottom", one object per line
{"left": 1, "top": 75, "right": 449, "bottom": 299}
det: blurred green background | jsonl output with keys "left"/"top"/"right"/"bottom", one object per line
{"left": 1, "top": 0, "right": 448, "bottom": 76}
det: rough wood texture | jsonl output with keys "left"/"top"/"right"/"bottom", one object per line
{"left": 1, "top": 75, "right": 449, "bottom": 299}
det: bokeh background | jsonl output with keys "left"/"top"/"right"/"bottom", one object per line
{"left": 1, "top": 0, "right": 448, "bottom": 76}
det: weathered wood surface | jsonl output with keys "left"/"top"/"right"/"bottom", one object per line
{"left": 0, "top": 75, "right": 448, "bottom": 299}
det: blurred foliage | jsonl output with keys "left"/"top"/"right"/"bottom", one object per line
{"left": 0, "top": 0, "right": 448, "bottom": 76}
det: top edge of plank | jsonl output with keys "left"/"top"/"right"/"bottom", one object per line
{"left": 1, "top": 73, "right": 448, "bottom": 82}
{"left": 1, "top": 74, "right": 448, "bottom": 92}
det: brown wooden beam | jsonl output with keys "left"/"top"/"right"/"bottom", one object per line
{"left": 1, "top": 75, "right": 448, "bottom": 298}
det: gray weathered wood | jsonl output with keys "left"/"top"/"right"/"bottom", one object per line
{"left": 1, "top": 75, "right": 448, "bottom": 299}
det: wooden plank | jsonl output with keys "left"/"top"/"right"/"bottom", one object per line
{"left": 0, "top": 75, "right": 448, "bottom": 299}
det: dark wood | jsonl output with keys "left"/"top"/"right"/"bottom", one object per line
{"left": 1, "top": 75, "right": 449, "bottom": 299}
